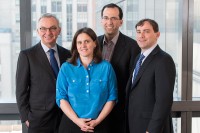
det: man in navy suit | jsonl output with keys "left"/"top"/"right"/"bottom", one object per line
{"left": 16, "top": 13, "right": 71, "bottom": 133}
{"left": 98, "top": 3, "right": 140, "bottom": 133}
{"left": 126, "top": 18, "right": 176, "bottom": 133}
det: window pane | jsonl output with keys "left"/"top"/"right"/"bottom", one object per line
{"left": 31, "top": 0, "right": 91, "bottom": 49}
{"left": 125, "top": 0, "right": 182, "bottom": 101}
{"left": 193, "top": 0, "right": 200, "bottom": 101}
{"left": 173, "top": 118, "right": 181, "bottom": 133}
{"left": 192, "top": 118, "right": 200, "bottom": 133}
{"left": 0, "top": 0, "right": 20, "bottom": 103}
{"left": 164, "top": 0, "right": 182, "bottom": 101}
{"left": 0, "top": 120, "right": 21, "bottom": 133}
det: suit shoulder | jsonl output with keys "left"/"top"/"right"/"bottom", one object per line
{"left": 98, "top": 35, "right": 104, "bottom": 39}
{"left": 97, "top": 35, "right": 104, "bottom": 43}
{"left": 159, "top": 50, "right": 173, "bottom": 59}
{"left": 57, "top": 45, "right": 70, "bottom": 52}
{"left": 20, "top": 44, "right": 40, "bottom": 55}
{"left": 119, "top": 33, "right": 139, "bottom": 49}
{"left": 119, "top": 33, "right": 140, "bottom": 53}
{"left": 57, "top": 45, "right": 71, "bottom": 56}
{"left": 156, "top": 50, "right": 175, "bottom": 65}
{"left": 120, "top": 33, "right": 137, "bottom": 43}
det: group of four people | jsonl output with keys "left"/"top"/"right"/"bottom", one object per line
{"left": 16, "top": 3, "right": 176, "bottom": 133}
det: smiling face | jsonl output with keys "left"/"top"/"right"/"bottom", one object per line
{"left": 37, "top": 17, "right": 61, "bottom": 48}
{"left": 136, "top": 21, "right": 160, "bottom": 52}
{"left": 101, "top": 7, "right": 123, "bottom": 40}
{"left": 76, "top": 33, "right": 96, "bottom": 60}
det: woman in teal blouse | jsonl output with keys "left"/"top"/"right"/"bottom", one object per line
{"left": 56, "top": 27, "right": 117, "bottom": 133}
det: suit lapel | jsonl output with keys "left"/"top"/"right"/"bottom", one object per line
{"left": 98, "top": 35, "right": 104, "bottom": 51}
{"left": 35, "top": 43, "right": 55, "bottom": 78}
{"left": 131, "top": 45, "right": 161, "bottom": 89}
{"left": 111, "top": 32, "right": 128, "bottom": 64}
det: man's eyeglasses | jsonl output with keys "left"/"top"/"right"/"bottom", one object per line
{"left": 102, "top": 16, "right": 120, "bottom": 21}
{"left": 39, "top": 26, "right": 58, "bottom": 32}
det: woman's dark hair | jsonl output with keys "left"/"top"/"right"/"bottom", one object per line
{"left": 135, "top": 18, "right": 159, "bottom": 32}
{"left": 69, "top": 27, "right": 102, "bottom": 65}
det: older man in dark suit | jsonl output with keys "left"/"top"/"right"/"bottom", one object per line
{"left": 16, "top": 13, "right": 71, "bottom": 133}
{"left": 98, "top": 3, "right": 140, "bottom": 133}
{"left": 126, "top": 18, "right": 176, "bottom": 133}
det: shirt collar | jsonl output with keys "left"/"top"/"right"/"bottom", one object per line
{"left": 76, "top": 58, "right": 95, "bottom": 67}
{"left": 41, "top": 42, "right": 58, "bottom": 53}
{"left": 103, "top": 31, "right": 120, "bottom": 45}
{"left": 142, "top": 43, "right": 158, "bottom": 59}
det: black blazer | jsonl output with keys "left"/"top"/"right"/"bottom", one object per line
{"left": 126, "top": 45, "right": 176, "bottom": 133}
{"left": 98, "top": 32, "right": 140, "bottom": 132}
{"left": 16, "top": 43, "right": 71, "bottom": 131}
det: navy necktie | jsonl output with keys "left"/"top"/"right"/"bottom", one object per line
{"left": 49, "top": 49, "right": 59, "bottom": 78}
{"left": 132, "top": 54, "right": 145, "bottom": 82}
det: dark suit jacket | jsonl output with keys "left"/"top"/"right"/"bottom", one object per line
{"left": 98, "top": 32, "right": 140, "bottom": 133}
{"left": 126, "top": 45, "right": 175, "bottom": 133}
{"left": 16, "top": 42, "right": 71, "bottom": 132}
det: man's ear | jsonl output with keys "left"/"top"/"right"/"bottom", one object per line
{"left": 156, "top": 32, "right": 160, "bottom": 38}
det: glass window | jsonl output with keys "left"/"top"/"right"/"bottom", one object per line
{"left": 77, "top": 23, "right": 87, "bottom": 30}
{"left": 31, "top": 0, "right": 90, "bottom": 49}
{"left": 0, "top": 0, "right": 20, "bottom": 103}
{"left": 164, "top": 0, "right": 182, "bottom": 101}
{"left": 173, "top": 118, "right": 181, "bottom": 133}
{"left": 192, "top": 118, "right": 200, "bottom": 133}
{"left": 66, "top": 4, "right": 73, "bottom": 42}
{"left": 193, "top": 0, "right": 200, "bottom": 101}
{"left": 52, "top": 1, "right": 62, "bottom": 12}
{"left": 125, "top": 0, "right": 182, "bottom": 101}
{"left": 77, "top": 4, "right": 87, "bottom": 12}
{"left": 41, "top": 6, "right": 47, "bottom": 14}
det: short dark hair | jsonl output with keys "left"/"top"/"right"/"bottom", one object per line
{"left": 101, "top": 3, "right": 123, "bottom": 20}
{"left": 69, "top": 27, "right": 102, "bottom": 65}
{"left": 135, "top": 18, "right": 159, "bottom": 32}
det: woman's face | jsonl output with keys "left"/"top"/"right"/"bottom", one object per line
{"left": 76, "top": 33, "right": 96, "bottom": 59}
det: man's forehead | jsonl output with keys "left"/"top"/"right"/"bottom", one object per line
{"left": 137, "top": 22, "right": 153, "bottom": 30}
{"left": 38, "top": 18, "right": 58, "bottom": 26}
{"left": 136, "top": 28, "right": 151, "bottom": 31}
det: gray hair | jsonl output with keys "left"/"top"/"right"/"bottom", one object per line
{"left": 37, "top": 13, "right": 60, "bottom": 27}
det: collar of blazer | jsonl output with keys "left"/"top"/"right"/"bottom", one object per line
{"left": 131, "top": 45, "right": 161, "bottom": 89}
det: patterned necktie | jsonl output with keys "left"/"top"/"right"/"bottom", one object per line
{"left": 133, "top": 53, "right": 145, "bottom": 81}
{"left": 49, "top": 49, "right": 59, "bottom": 78}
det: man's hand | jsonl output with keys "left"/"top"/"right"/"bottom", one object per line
{"left": 25, "top": 120, "right": 29, "bottom": 127}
